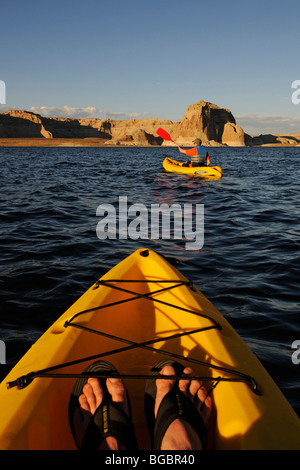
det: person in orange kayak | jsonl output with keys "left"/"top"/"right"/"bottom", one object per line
{"left": 178, "top": 138, "right": 210, "bottom": 167}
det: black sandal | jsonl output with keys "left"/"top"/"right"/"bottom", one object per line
{"left": 68, "top": 360, "right": 138, "bottom": 450}
{"left": 144, "top": 359, "right": 208, "bottom": 450}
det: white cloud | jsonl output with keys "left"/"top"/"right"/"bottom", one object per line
{"left": 128, "top": 112, "right": 149, "bottom": 118}
{"left": 0, "top": 104, "right": 150, "bottom": 121}
{"left": 3, "top": 105, "right": 150, "bottom": 121}
{"left": 236, "top": 114, "right": 300, "bottom": 135}
{"left": 0, "top": 105, "right": 17, "bottom": 113}
{"left": 105, "top": 111, "right": 149, "bottom": 120}
{"left": 28, "top": 105, "right": 106, "bottom": 119}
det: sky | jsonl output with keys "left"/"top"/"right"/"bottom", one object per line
{"left": 1, "top": 0, "right": 300, "bottom": 135}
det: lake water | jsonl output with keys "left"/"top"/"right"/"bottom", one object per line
{"left": 0, "top": 145, "right": 299, "bottom": 416}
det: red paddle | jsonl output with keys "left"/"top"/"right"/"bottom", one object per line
{"left": 157, "top": 128, "right": 179, "bottom": 146}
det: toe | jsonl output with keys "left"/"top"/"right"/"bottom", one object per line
{"left": 178, "top": 367, "right": 193, "bottom": 394}
{"left": 157, "top": 365, "right": 177, "bottom": 394}
{"left": 82, "top": 379, "right": 104, "bottom": 415}
{"left": 106, "top": 377, "right": 129, "bottom": 417}
{"left": 78, "top": 393, "right": 90, "bottom": 413}
{"left": 189, "top": 379, "right": 204, "bottom": 398}
{"left": 106, "top": 377, "right": 127, "bottom": 402}
{"left": 197, "top": 385, "right": 208, "bottom": 404}
{"left": 200, "top": 395, "right": 212, "bottom": 426}
{"left": 154, "top": 365, "right": 176, "bottom": 417}
{"left": 87, "top": 378, "right": 104, "bottom": 411}
{"left": 82, "top": 383, "right": 97, "bottom": 412}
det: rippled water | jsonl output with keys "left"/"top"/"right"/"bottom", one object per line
{"left": 0, "top": 145, "right": 299, "bottom": 416}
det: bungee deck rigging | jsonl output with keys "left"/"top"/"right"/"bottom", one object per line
{"left": 6, "top": 277, "right": 259, "bottom": 394}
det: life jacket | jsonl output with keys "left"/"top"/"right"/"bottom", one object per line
{"left": 191, "top": 146, "right": 207, "bottom": 165}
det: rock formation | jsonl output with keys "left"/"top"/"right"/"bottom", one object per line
{"left": 173, "top": 100, "right": 239, "bottom": 145}
{"left": 221, "top": 122, "right": 245, "bottom": 147}
{"left": 1, "top": 101, "right": 298, "bottom": 146}
{"left": 172, "top": 101, "right": 248, "bottom": 146}
{"left": 106, "top": 118, "right": 172, "bottom": 145}
{"left": 0, "top": 111, "right": 172, "bottom": 145}
{"left": 0, "top": 111, "right": 51, "bottom": 138}
{"left": 250, "top": 133, "right": 300, "bottom": 146}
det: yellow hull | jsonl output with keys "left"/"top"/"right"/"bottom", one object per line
{"left": 0, "top": 249, "right": 299, "bottom": 450}
{"left": 163, "top": 157, "right": 223, "bottom": 178}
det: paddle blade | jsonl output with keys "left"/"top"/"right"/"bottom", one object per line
{"left": 207, "top": 155, "right": 211, "bottom": 166}
{"left": 156, "top": 128, "right": 174, "bottom": 142}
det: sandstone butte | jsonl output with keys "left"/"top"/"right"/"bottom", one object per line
{"left": 0, "top": 100, "right": 299, "bottom": 147}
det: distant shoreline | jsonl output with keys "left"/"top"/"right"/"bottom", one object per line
{"left": 0, "top": 138, "right": 109, "bottom": 147}
{"left": 0, "top": 137, "right": 299, "bottom": 147}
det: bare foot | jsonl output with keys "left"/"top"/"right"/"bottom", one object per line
{"left": 74, "top": 376, "right": 129, "bottom": 450}
{"left": 155, "top": 365, "right": 212, "bottom": 450}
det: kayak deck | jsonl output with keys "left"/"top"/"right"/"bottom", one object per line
{"left": 163, "top": 157, "right": 223, "bottom": 178}
{"left": 0, "top": 249, "right": 299, "bottom": 450}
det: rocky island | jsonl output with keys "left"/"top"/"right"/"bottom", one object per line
{"left": 0, "top": 100, "right": 299, "bottom": 147}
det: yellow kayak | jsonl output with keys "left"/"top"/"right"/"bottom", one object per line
{"left": 0, "top": 248, "right": 299, "bottom": 450}
{"left": 163, "top": 157, "right": 223, "bottom": 178}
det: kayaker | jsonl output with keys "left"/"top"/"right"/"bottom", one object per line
{"left": 70, "top": 360, "right": 211, "bottom": 450}
{"left": 178, "top": 138, "right": 210, "bottom": 167}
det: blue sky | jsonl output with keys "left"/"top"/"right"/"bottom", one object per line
{"left": 1, "top": 0, "right": 300, "bottom": 134}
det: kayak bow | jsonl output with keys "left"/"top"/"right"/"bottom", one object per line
{"left": 0, "top": 249, "right": 299, "bottom": 449}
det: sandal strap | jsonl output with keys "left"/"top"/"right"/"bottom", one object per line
{"left": 153, "top": 389, "right": 208, "bottom": 450}
{"left": 81, "top": 398, "right": 138, "bottom": 450}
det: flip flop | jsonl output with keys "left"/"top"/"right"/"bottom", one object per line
{"left": 144, "top": 359, "right": 208, "bottom": 450}
{"left": 68, "top": 360, "right": 138, "bottom": 450}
